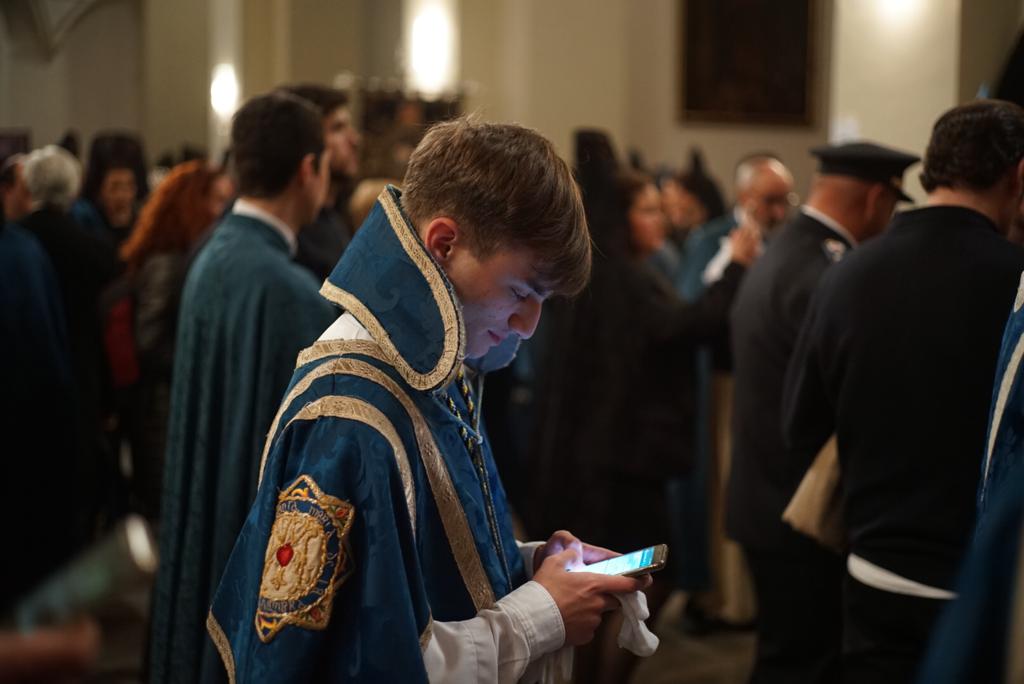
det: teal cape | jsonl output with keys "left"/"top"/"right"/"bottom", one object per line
{"left": 0, "top": 223, "right": 77, "bottom": 609}
{"left": 149, "top": 212, "right": 336, "bottom": 684}
{"left": 206, "top": 187, "right": 527, "bottom": 682}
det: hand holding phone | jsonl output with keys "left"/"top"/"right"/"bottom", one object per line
{"left": 533, "top": 548, "right": 647, "bottom": 646}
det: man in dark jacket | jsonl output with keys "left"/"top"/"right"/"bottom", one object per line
{"left": 727, "top": 141, "right": 918, "bottom": 683}
{"left": 783, "top": 100, "right": 1024, "bottom": 683}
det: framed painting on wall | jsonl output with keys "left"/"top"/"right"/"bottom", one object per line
{"left": 0, "top": 129, "right": 30, "bottom": 163}
{"left": 680, "top": 0, "right": 815, "bottom": 126}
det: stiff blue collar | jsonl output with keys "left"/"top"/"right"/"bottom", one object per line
{"left": 320, "top": 186, "right": 466, "bottom": 391}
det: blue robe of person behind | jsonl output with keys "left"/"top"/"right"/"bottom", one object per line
{"left": 915, "top": 459, "right": 1024, "bottom": 683}
{"left": 206, "top": 187, "right": 527, "bottom": 682}
{"left": 915, "top": 273, "right": 1024, "bottom": 682}
{"left": 149, "top": 212, "right": 336, "bottom": 684}
{"left": 977, "top": 273, "right": 1024, "bottom": 524}
{"left": 0, "top": 222, "right": 77, "bottom": 609}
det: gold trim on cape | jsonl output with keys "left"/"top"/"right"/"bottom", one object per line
{"left": 269, "top": 392, "right": 416, "bottom": 537}
{"left": 296, "top": 339, "right": 381, "bottom": 368}
{"left": 983, "top": 330, "right": 1024, "bottom": 494}
{"left": 259, "top": 344, "right": 496, "bottom": 612}
{"left": 206, "top": 611, "right": 236, "bottom": 684}
{"left": 317, "top": 189, "right": 465, "bottom": 392}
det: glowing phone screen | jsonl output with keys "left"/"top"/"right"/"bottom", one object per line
{"left": 571, "top": 546, "right": 656, "bottom": 575}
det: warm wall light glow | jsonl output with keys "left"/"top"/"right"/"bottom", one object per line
{"left": 409, "top": 3, "right": 455, "bottom": 97}
{"left": 210, "top": 63, "right": 239, "bottom": 120}
{"left": 874, "top": 0, "right": 923, "bottom": 26}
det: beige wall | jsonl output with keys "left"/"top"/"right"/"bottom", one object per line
{"left": 289, "top": 0, "right": 362, "bottom": 86}
{"left": 960, "top": 0, "right": 1022, "bottom": 101}
{"left": 462, "top": 0, "right": 629, "bottom": 161}
{"left": 142, "top": 0, "right": 208, "bottom": 160}
{"left": 5, "top": 0, "right": 1023, "bottom": 188}
{"left": 461, "top": 0, "right": 832, "bottom": 201}
{"left": 0, "top": 0, "right": 142, "bottom": 155}
{"left": 626, "top": 0, "right": 833, "bottom": 202}
{"left": 830, "top": 0, "right": 960, "bottom": 202}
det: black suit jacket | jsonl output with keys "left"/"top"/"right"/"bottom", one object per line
{"left": 782, "top": 206, "right": 1024, "bottom": 588}
{"left": 726, "top": 210, "right": 853, "bottom": 550}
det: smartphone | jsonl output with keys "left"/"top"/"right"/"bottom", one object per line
{"left": 569, "top": 544, "right": 668, "bottom": 577}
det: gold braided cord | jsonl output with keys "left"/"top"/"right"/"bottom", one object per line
{"left": 206, "top": 611, "right": 237, "bottom": 684}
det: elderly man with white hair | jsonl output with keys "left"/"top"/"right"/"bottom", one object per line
{"left": 696, "top": 155, "right": 796, "bottom": 291}
{"left": 19, "top": 143, "right": 119, "bottom": 551}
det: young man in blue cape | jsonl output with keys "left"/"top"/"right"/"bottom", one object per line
{"left": 207, "top": 118, "right": 652, "bottom": 682}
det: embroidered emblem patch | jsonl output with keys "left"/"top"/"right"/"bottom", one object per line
{"left": 255, "top": 475, "right": 355, "bottom": 643}
{"left": 822, "top": 238, "right": 848, "bottom": 263}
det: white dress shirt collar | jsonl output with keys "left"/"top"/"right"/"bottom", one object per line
{"left": 232, "top": 198, "right": 298, "bottom": 256}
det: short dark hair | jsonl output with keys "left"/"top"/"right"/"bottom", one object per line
{"left": 614, "top": 169, "right": 654, "bottom": 215}
{"left": 231, "top": 92, "right": 324, "bottom": 198}
{"left": 921, "top": 100, "right": 1024, "bottom": 193}
{"left": 276, "top": 84, "right": 349, "bottom": 119}
{"left": 401, "top": 118, "right": 591, "bottom": 297}
{"left": 82, "top": 132, "right": 149, "bottom": 203}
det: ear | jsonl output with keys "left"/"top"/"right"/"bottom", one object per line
{"left": 864, "top": 183, "right": 884, "bottom": 220}
{"left": 420, "top": 217, "right": 460, "bottom": 264}
{"left": 1014, "top": 158, "right": 1024, "bottom": 199}
{"left": 297, "top": 152, "right": 317, "bottom": 186}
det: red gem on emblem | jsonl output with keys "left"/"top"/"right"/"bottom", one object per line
{"left": 276, "top": 543, "right": 294, "bottom": 567}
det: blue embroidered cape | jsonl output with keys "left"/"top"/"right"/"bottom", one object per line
{"left": 206, "top": 187, "right": 527, "bottom": 682}
{"left": 977, "top": 277, "right": 1024, "bottom": 525}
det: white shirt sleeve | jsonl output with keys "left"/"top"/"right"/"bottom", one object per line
{"left": 518, "top": 540, "right": 544, "bottom": 579}
{"left": 422, "top": 580, "right": 565, "bottom": 684}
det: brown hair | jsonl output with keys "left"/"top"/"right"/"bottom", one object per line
{"left": 401, "top": 118, "right": 591, "bottom": 296}
{"left": 120, "top": 160, "right": 222, "bottom": 272}
{"left": 614, "top": 170, "right": 654, "bottom": 213}
{"left": 920, "top": 100, "right": 1024, "bottom": 193}
{"left": 231, "top": 92, "right": 323, "bottom": 198}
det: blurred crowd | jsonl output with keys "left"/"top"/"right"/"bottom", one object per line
{"left": 3, "top": 84, "right": 1024, "bottom": 684}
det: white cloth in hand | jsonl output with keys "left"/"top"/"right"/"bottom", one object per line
{"left": 534, "top": 590, "right": 657, "bottom": 684}
{"left": 616, "top": 591, "right": 659, "bottom": 657}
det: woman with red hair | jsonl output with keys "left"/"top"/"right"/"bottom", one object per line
{"left": 121, "top": 160, "right": 233, "bottom": 522}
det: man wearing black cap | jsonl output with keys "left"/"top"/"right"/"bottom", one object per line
{"left": 726, "top": 140, "right": 918, "bottom": 683}
{"left": 782, "top": 100, "right": 1024, "bottom": 683}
